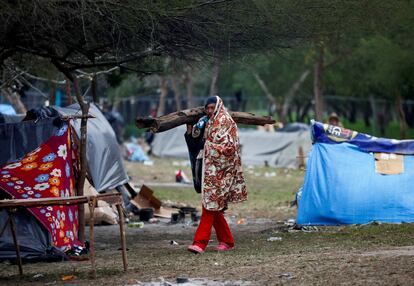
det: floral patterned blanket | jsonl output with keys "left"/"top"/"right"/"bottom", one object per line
{"left": 202, "top": 96, "right": 247, "bottom": 210}
{"left": 0, "top": 122, "right": 80, "bottom": 250}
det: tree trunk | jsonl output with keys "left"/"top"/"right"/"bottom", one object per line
{"left": 171, "top": 76, "right": 181, "bottom": 111}
{"left": 184, "top": 67, "right": 194, "bottom": 108}
{"left": 252, "top": 71, "right": 277, "bottom": 116}
{"left": 369, "top": 95, "right": 378, "bottom": 135}
{"left": 210, "top": 59, "right": 220, "bottom": 95}
{"left": 136, "top": 107, "right": 275, "bottom": 133}
{"left": 1, "top": 88, "right": 27, "bottom": 114}
{"left": 157, "top": 77, "right": 168, "bottom": 116}
{"left": 91, "top": 75, "right": 98, "bottom": 103}
{"left": 73, "top": 76, "right": 90, "bottom": 243}
{"left": 314, "top": 44, "right": 324, "bottom": 121}
{"left": 396, "top": 89, "right": 407, "bottom": 139}
{"left": 65, "top": 78, "right": 73, "bottom": 105}
{"left": 281, "top": 69, "right": 310, "bottom": 123}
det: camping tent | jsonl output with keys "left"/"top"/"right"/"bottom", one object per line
{"left": 0, "top": 104, "right": 131, "bottom": 262}
{"left": 54, "top": 104, "right": 129, "bottom": 192}
{"left": 0, "top": 119, "right": 79, "bottom": 261}
{"left": 151, "top": 124, "right": 311, "bottom": 168}
{"left": 297, "top": 120, "right": 414, "bottom": 225}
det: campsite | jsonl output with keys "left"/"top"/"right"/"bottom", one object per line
{"left": 2, "top": 1, "right": 414, "bottom": 286}
{"left": 2, "top": 158, "right": 414, "bottom": 285}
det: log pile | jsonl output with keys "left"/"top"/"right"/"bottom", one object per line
{"left": 136, "top": 106, "right": 275, "bottom": 133}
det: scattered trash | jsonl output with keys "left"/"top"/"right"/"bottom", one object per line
{"left": 278, "top": 273, "right": 294, "bottom": 279}
{"left": 33, "top": 273, "right": 44, "bottom": 278}
{"left": 149, "top": 218, "right": 159, "bottom": 224}
{"left": 65, "top": 245, "right": 88, "bottom": 257}
{"left": 299, "top": 225, "right": 319, "bottom": 232}
{"left": 143, "top": 161, "right": 154, "bottom": 166}
{"left": 285, "top": 218, "right": 296, "bottom": 226}
{"left": 170, "top": 240, "right": 179, "bottom": 246}
{"left": 267, "top": 236, "right": 283, "bottom": 242}
{"left": 237, "top": 218, "right": 247, "bottom": 225}
{"left": 125, "top": 141, "right": 151, "bottom": 163}
{"left": 175, "top": 169, "right": 191, "bottom": 184}
{"left": 176, "top": 277, "right": 189, "bottom": 284}
{"left": 128, "top": 222, "right": 144, "bottom": 228}
{"left": 61, "top": 275, "right": 77, "bottom": 281}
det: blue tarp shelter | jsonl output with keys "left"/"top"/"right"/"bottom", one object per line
{"left": 297, "top": 120, "right": 414, "bottom": 225}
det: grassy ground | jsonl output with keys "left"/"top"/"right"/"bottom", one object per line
{"left": 2, "top": 158, "right": 414, "bottom": 285}
{"left": 125, "top": 157, "right": 303, "bottom": 219}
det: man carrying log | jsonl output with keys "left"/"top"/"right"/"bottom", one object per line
{"left": 185, "top": 95, "right": 248, "bottom": 254}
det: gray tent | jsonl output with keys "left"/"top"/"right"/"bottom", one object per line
{"left": 54, "top": 104, "right": 129, "bottom": 191}
{"left": 151, "top": 124, "right": 312, "bottom": 168}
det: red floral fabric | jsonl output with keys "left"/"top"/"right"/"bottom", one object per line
{"left": 202, "top": 96, "right": 247, "bottom": 210}
{"left": 0, "top": 123, "right": 80, "bottom": 250}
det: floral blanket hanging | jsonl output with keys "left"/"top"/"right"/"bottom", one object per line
{"left": 0, "top": 122, "right": 80, "bottom": 250}
{"left": 202, "top": 96, "right": 248, "bottom": 211}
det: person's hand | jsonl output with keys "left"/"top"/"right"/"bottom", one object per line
{"left": 186, "top": 124, "right": 193, "bottom": 134}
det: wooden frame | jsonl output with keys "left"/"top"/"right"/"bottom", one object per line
{"left": 0, "top": 193, "right": 127, "bottom": 277}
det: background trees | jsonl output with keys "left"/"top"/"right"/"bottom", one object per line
{"left": 0, "top": 0, "right": 412, "bottom": 137}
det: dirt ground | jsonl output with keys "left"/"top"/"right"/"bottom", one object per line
{"left": 2, "top": 216, "right": 414, "bottom": 285}
{"left": 2, "top": 159, "right": 414, "bottom": 285}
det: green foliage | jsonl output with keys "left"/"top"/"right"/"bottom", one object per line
{"left": 124, "top": 123, "right": 144, "bottom": 140}
{"left": 218, "top": 50, "right": 313, "bottom": 99}
{"left": 106, "top": 74, "right": 146, "bottom": 101}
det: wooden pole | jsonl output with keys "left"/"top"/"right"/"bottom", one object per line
{"left": 73, "top": 76, "right": 90, "bottom": 243}
{"left": 88, "top": 197, "right": 97, "bottom": 278}
{"left": 8, "top": 211, "right": 23, "bottom": 275}
{"left": 116, "top": 204, "right": 128, "bottom": 271}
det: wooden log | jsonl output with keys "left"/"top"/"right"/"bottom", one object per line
{"left": 73, "top": 76, "right": 89, "bottom": 243}
{"left": 136, "top": 106, "right": 275, "bottom": 133}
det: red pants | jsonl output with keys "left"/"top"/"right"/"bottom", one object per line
{"left": 193, "top": 206, "right": 234, "bottom": 250}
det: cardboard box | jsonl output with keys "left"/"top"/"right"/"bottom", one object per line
{"left": 374, "top": 153, "right": 404, "bottom": 175}
{"left": 130, "top": 184, "right": 174, "bottom": 219}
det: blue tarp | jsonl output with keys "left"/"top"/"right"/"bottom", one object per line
{"left": 312, "top": 120, "right": 414, "bottom": 154}
{"left": 297, "top": 121, "right": 414, "bottom": 225}
{"left": 0, "top": 104, "right": 16, "bottom": 115}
